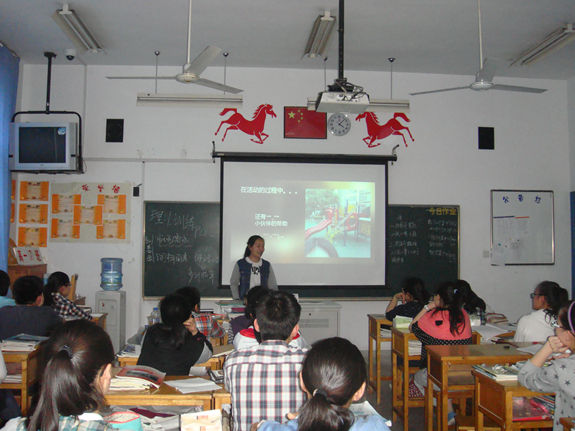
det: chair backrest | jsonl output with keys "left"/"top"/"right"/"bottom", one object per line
{"left": 68, "top": 274, "right": 78, "bottom": 301}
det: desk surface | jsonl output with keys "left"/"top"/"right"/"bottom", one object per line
{"left": 105, "top": 376, "right": 216, "bottom": 407}
{"left": 426, "top": 344, "right": 533, "bottom": 363}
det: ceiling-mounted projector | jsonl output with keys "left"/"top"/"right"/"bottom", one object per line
{"left": 315, "top": 91, "right": 370, "bottom": 113}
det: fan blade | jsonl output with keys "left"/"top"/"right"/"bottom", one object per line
{"left": 476, "top": 58, "right": 498, "bottom": 83}
{"left": 193, "top": 77, "right": 243, "bottom": 94}
{"left": 107, "top": 76, "right": 177, "bottom": 80}
{"left": 491, "top": 84, "right": 547, "bottom": 93}
{"left": 185, "top": 46, "right": 222, "bottom": 75}
{"left": 410, "top": 86, "right": 470, "bottom": 96}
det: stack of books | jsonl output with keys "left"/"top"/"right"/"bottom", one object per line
{"left": 472, "top": 363, "right": 520, "bottom": 381}
{"left": 109, "top": 365, "right": 165, "bottom": 391}
{"left": 530, "top": 395, "right": 555, "bottom": 415}
{"left": 0, "top": 334, "right": 47, "bottom": 352}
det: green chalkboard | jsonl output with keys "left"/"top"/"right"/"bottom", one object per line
{"left": 143, "top": 201, "right": 224, "bottom": 298}
{"left": 386, "top": 205, "right": 459, "bottom": 295}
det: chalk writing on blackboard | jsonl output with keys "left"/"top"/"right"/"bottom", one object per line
{"left": 386, "top": 205, "right": 459, "bottom": 294}
{"left": 143, "top": 202, "right": 222, "bottom": 298}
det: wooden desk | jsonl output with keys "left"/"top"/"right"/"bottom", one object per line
{"left": 105, "top": 375, "right": 213, "bottom": 409}
{"left": 1, "top": 348, "right": 41, "bottom": 415}
{"left": 473, "top": 370, "right": 554, "bottom": 431}
{"left": 391, "top": 327, "right": 423, "bottom": 431}
{"left": 367, "top": 314, "right": 393, "bottom": 404}
{"left": 117, "top": 355, "right": 224, "bottom": 370}
{"left": 426, "top": 344, "right": 532, "bottom": 431}
{"left": 213, "top": 387, "right": 231, "bottom": 410}
{"left": 560, "top": 417, "right": 575, "bottom": 431}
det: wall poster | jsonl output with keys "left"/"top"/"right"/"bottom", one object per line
{"left": 50, "top": 182, "right": 131, "bottom": 243}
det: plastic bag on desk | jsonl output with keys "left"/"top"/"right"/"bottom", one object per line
{"left": 127, "top": 326, "right": 147, "bottom": 345}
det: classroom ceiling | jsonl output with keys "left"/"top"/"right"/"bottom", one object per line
{"left": 0, "top": 0, "right": 574, "bottom": 83}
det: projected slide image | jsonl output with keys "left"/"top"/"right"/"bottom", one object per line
{"left": 305, "top": 188, "right": 371, "bottom": 258}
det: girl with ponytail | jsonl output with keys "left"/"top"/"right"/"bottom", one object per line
{"left": 3, "top": 320, "right": 121, "bottom": 431}
{"left": 256, "top": 337, "right": 391, "bottom": 431}
{"left": 409, "top": 282, "right": 472, "bottom": 424}
{"left": 519, "top": 299, "right": 575, "bottom": 431}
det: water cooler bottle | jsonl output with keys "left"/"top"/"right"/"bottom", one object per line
{"left": 95, "top": 290, "right": 126, "bottom": 353}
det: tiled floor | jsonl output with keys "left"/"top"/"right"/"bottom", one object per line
{"left": 362, "top": 350, "right": 426, "bottom": 431}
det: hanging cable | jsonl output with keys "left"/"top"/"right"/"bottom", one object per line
{"left": 223, "top": 52, "right": 228, "bottom": 95}
{"left": 154, "top": 51, "right": 160, "bottom": 94}
{"left": 388, "top": 58, "right": 395, "bottom": 99}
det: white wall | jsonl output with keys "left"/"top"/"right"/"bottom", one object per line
{"left": 13, "top": 63, "right": 572, "bottom": 350}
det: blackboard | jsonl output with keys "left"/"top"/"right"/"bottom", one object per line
{"left": 143, "top": 201, "right": 224, "bottom": 298}
{"left": 386, "top": 205, "right": 459, "bottom": 295}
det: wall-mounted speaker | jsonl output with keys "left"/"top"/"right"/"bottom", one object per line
{"left": 106, "top": 119, "right": 124, "bottom": 143}
{"left": 478, "top": 127, "right": 494, "bottom": 150}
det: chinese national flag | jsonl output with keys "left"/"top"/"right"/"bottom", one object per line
{"left": 284, "top": 107, "right": 327, "bottom": 139}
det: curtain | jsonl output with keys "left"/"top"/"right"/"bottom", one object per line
{"left": 0, "top": 44, "right": 19, "bottom": 271}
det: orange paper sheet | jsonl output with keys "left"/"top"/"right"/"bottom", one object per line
{"left": 73, "top": 205, "right": 103, "bottom": 225}
{"left": 51, "top": 219, "right": 80, "bottom": 239}
{"left": 96, "top": 219, "right": 126, "bottom": 239}
{"left": 97, "top": 194, "right": 127, "bottom": 214}
{"left": 18, "top": 227, "right": 47, "bottom": 247}
{"left": 52, "top": 194, "right": 81, "bottom": 214}
{"left": 20, "top": 181, "right": 49, "bottom": 201}
{"left": 19, "top": 204, "right": 49, "bottom": 224}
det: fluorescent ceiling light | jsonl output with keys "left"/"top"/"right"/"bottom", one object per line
{"left": 307, "top": 97, "right": 410, "bottom": 113}
{"left": 51, "top": 4, "right": 102, "bottom": 54}
{"left": 511, "top": 23, "right": 575, "bottom": 66}
{"left": 303, "top": 11, "right": 336, "bottom": 58}
{"left": 137, "top": 93, "right": 243, "bottom": 108}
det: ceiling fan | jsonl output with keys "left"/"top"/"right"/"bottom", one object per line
{"left": 410, "top": 0, "right": 546, "bottom": 96}
{"left": 106, "top": 0, "right": 242, "bottom": 94}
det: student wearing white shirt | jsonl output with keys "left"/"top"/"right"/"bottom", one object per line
{"left": 514, "top": 281, "right": 568, "bottom": 343}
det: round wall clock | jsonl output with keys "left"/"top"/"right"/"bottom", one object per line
{"left": 327, "top": 113, "right": 351, "bottom": 136}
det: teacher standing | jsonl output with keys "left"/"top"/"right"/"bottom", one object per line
{"left": 230, "top": 235, "right": 278, "bottom": 300}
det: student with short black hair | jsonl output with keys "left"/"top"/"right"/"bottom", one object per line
{"left": 228, "top": 285, "right": 269, "bottom": 344}
{"left": 2, "top": 320, "right": 137, "bottom": 431}
{"left": 0, "top": 270, "right": 15, "bottom": 309}
{"left": 0, "top": 276, "right": 63, "bottom": 341}
{"left": 43, "top": 272, "right": 91, "bottom": 320}
{"left": 175, "top": 286, "right": 225, "bottom": 341}
{"left": 224, "top": 291, "right": 307, "bottom": 431}
{"left": 256, "top": 337, "right": 391, "bottom": 431}
{"left": 137, "top": 293, "right": 213, "bottom": 375}
{"left": 385, "top": 276, "right": 429, "bottom": 321}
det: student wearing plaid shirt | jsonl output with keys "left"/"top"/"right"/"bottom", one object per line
{"left": 224, "top": 291, "right": 307, "bottom": 431}
{"left": 175, "top": 286, "right": 225, "bottom": 340}
{"left": 43, "top": 272, "right": 91, "bottom": 320}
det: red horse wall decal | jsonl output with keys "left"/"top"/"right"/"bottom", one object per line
{"left": 215, "top": 104, "right": 276, "bottom": 144}
{"left": 355, "top": 112, "right": 414, "bottom": 148}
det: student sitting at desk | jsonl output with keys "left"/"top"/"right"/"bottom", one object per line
{"left": 456, "top": 279, "right": 486, "bottom": 315}
{"left": 228, "top": 286, "right": 269, "bottom": 344}
{"left": 409, "top": 281, "right": 472, "bottom": 424}
{"left": 514, "top": 281, "right": 568, "bottom": 343}
{"left": 0, "top": 276, "right": 63, "bottom": 341}
{"left": 385, "top": 276, "right": 429, "bottom": 322}
{"left": 0, "top": 271, "right": 15, "bottom": 309}
{"left": 518, "top": 300, "right": 575, "bottom": 431}
{"left": 256, "top": 337, "right": 391, "bottom": 431}
{"left": 137, "top": 293, "right": 213, "bottom": 375}
{"left": 174, "top": 286, "right": 225, "bottom": 341}
{"left": 224, "top": 291, "right": 307, "bottom": 431}
{"left": 43, "top": 272, "right": 91, "bottom": 321}
{"left": 2, "top": 320, "right": 142, "bottom": 431}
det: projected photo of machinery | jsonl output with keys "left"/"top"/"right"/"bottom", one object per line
{"left": 304, "top": 188, "right": 371, "bottom": 258}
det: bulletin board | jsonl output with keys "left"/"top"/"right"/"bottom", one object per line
{"left": 491, "top": 190, "right": 554, "bottom": 265}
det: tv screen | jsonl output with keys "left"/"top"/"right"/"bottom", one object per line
{"left": 9, "top": 122, "right": 78, "bottom": 172}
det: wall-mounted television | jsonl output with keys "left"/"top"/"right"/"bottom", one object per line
{"left": 9, "top": 122, "right": 79, "bottom": 172}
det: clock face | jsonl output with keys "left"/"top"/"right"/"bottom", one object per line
{"left": 327, "top": 113, "right": 351, "bottom": 136}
